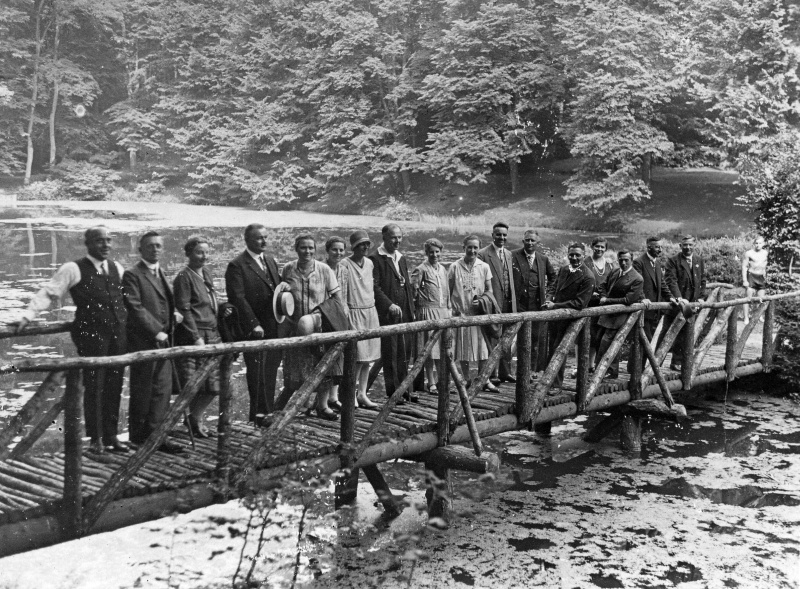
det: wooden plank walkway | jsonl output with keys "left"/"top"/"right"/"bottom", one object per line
{"left": 0, "top": 336, "right": 764, "bottom": 528}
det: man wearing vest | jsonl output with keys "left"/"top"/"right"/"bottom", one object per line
{"left": 123, "top": 231, "right": 185, "bottom": 454}
{"left": 632, "top": 237, "right": 676, "bottom": 367}
{"left": 511, "top": 229, "right": 557, "bottom": 373}
{"left": 478, "top": 222, "right": 518, "bottom": 386}
{"left": 17, "top": 226, "right": 129, "bottom": 453}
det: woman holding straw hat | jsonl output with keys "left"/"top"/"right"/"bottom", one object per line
{"left": 411, "top": 238, "right": 451, "bottom": 393}
{"left": 324, "top": 236, "right": 349, "bottom": 410}
{"left": 338, "top": 230, "right": 381, "bottom": 408}
{"left": 279, "top": 234, "right": 342, "bottom": 420}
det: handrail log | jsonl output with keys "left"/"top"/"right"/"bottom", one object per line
{"left": 728, "top": 302, "right": 769, "bottom": 375}
{"left": 446, "top": 355, "right": 483, "bottom": 456}
{"left": 9, "top": 397, "right": 65, "bottom": 460}
{"left": 0, "top": 371, "right": 65, "bottom": 460}
{"left": 640, "top": 313, "right": 686, "bottom": 388}
{"left": 235, "top": 342, "right": 346, "bottom": 483}
{"left": 693, "top": 287, "right": 721, "bottom": 342}
{"left": 81, "top": 356, "right": 221, "bottom": 533}
{"left": 692, "top": 306, "right": 736, "bottom": 378}
{"left": 5, "top": 291, "right": 800, "bottom": 373}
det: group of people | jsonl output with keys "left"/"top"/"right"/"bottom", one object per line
{"left": 15, "top": 221, "right": 769, "bottom": 455}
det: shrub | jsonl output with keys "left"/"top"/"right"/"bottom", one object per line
{"left": 51, "top": 159, "right": 121, "bottom": 201}
{"left": 17, "top": 179, "right": 66, "bottom": 201}
{"left": 376, "top": 196, "right": 419, "bottom": 221}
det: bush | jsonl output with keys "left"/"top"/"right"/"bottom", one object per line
{"left": 17, "top": 179, "right": 66, "bottom": 201}
{"left": 51, "top": 159, "right": 121, "bottom": 201}
{"left": 376, "top": 196, "right": 419, "bottom": 221}
{"left": 770, "top": 275, "right": 800, "bottom": 392}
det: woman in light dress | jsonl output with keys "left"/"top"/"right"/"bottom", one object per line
{"left": 411, "top": 238, "right": 451, "bottom": 393}
{"left": 339, "top": 230, "right": 381, "bottom": 408}
{"left": 280, "top": 234, "right": 342, "bottom": 420}
{"left": 448, "top": 235, "right": 494, "bottom": 380}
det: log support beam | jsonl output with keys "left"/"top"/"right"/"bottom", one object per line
{"left": 362, "top": 464, "right": 401, "bottom": 518}
{"left": 412, "top": 445, "right": 500, "bottom": 474}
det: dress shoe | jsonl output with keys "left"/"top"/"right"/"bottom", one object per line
{"left": 103, "top": 437, "right": 130, "bottom": 453}
{"left": 482, "top": 382, "right": 501, "bottom": 393}
{"left": 357, "top": 395, "right": 378, "bottom": 409}
{"left": 501, "top": 376, "right": 517, "bottom": 384}
{"left": 315, "top": 407, "right": 339, "bottom": 421}
{"left": 329, "top": 400, "right": 343, "bottom": 413}
{"left": 405, "top": 392, "right": 420, "bottom": 403}
{"left": 87, "top": 439, "right": 105, "bottom": 454}
{"left": 603, "top": 372, "right": 619, "bottom": 381}
{"left": 669, "top": 363, "right": 682, "bottom": 371}
{"left": 489, "top": 377, "right": 501, "bottom": 386}
{"left": 158, "top": 440, "right": 185, "bottom": 454}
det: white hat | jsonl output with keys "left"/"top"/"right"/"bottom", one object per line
{"left": 272, "top": 285, "right": 295, "bottom": 323}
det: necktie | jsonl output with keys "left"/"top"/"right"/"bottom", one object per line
{"left": 259, "top": 255, "right": 266, "bottom": 272}
{"left": 527, "top": 255, "right": 535, "bottom": 269}
{"left": 100, "top": 262, "right": 108, "bottom": 276}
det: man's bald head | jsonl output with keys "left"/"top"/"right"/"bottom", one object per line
{"left": 84, "top": 226, "right": 112, "bottom": 261}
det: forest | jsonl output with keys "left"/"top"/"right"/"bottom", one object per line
{"left": 0, "top": 0, "right": 798, "bottom": 217}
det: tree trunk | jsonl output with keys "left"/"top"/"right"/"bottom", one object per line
{"left": 49, "top": 19, "right": 60, "bottom": 167}
{"left": 25, "top": 1, "right": 48, "bottom": 185}
{"left": 509, "top": 157, "right": 519, "bottom": 195}
{"left": 400, "top": 169, "right": 411, "bottom": 194}
{"left": 640, "top": 152, "right": 652, "bottom": 186}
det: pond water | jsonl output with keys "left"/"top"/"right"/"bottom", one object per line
{"left": 0, "top": 388, "right": 798, "bottom": 588}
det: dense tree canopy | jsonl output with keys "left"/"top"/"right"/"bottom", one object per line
{"left": 1, "top": 0, "right": 797, "bottom": 214}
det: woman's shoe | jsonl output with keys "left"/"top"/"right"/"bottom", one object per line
{"left": 426, "top": 384, "right": 438, "bottom": 395}
{"left": 329, "top": 400, "right": 343, "bottom": 412}
{"left": 185, "top": 416, "right": 211, "bottom": 439}
{"left": 356, "top": 395, "right": 378, "bottom": 409}
{"left": 315, "top": 407, "right": 339, "bottom": 421}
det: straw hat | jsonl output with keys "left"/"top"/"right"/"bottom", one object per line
{"left": 296, "top": 312, "right": 321, "bottom": 336}
{"left": 272, "top": 284, "right": 295, "bottom": 323}
{"left": 349, "top": 230, "right": 371, "bottom": 250}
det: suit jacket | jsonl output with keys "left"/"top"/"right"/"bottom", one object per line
{"left": 598, "top": 268, "right": 644, "bottom": 329}
{"left": 478, "top": 245, "right": 517, "bottom": 313}
{"left": 122, "top": 261, "right": 175, "bottom": 351}
{"left": 173, "top": 266, "right": 218, "bottom": 345}
{"left": 633, "top": 253, "right": 672, "bottom": 321}
{"left": 369, "top": 251, "right": 416, "bottom": 325}
{"left": 511, "top": 248, "right": 556, "bottom": 311}
{"left": 225, "top": 250, "right": 281, "bottom": 339}
{"left": 548, "top": 265, "right": 595, "bottom": 311}
{"left": 664, "top": 253, "right": 706, "bottom": 303}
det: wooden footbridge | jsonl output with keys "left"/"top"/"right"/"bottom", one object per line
{"left": 0, "top": 287, "right": 794, "bottom": 557}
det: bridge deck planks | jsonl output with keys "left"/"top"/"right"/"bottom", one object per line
{"left": 0, "top": 339, "right": 764, "bottom": 526}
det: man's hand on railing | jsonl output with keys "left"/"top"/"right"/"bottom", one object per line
{"left": 195, "top": 338, "right": 205, "bottom": 346}
{"left": 641, "top": 299, "right": 652, "bottom": 309}
{"left": 251, "top": 325, "right": 264, "bottom": 338}
{"left": 155, "top": 332, "right": 168, "bottom": 344}
{"left": 543, "top": 301, "right": 555, "bottom": 310}
{"left": 174, "top": 310, "right": 184, "bottom": 324}
{"left": 15, "top": 317, "right": 30, "bottom": 334}
{"left": 389, "top": 304, "right": 403, "bottom": 321}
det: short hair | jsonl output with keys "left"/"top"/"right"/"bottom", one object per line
{"left": 139, "top": 230, "right": 161, "bottom": 246}
{"left": 591, "top": 236, "right": 607, "bottom": 247}
{"left": 646, "top": 236, "right": 662, "bottom": 245}
{"left": 424, "top": 238, "right": 444, "bottom": 253}
{"left": 294, "top": 233, "right": 316, "bottom": 250}
{"left": 523, "top": 229, "right": 539, "bottom": 239}
{"left": 681, "top": 235, "right": 696, "bottom": 244}
{"left": 382, "top": 223, "right": 401, "bottom": 236}
{"left": 84, "top": 226, "right": 108, "bottom": 242}
{"left": 463, "top": 235, "right": 481, "bottom": 248}
{"left": 184, "top": 235, "right": 209, "bottom": 256}
{"left": 492, "top": 222, "right": 509, "bottom": 231}
{"left": 617, "top": 249, "right": 631, "bottom": 258}
{"left": 325, "top": 236, "right": 346, "bottom": 252}
{"left": 567, "top": 243, "right": 585, "bottom": 252}
{"left": 244, "top": 223, "right": 265, "bottom": 240}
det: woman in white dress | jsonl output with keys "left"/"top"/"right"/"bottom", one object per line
{"left": 411, "top": 238, "right": 451, "bottom": 393}
{"left": 448, "top": 235, "right": 493, "bottom": 380}
{"left": 339, "top": 230, "right": 381, "bottom": 408}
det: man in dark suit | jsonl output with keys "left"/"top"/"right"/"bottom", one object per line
{"left": 511, "top": 229, "right": 556, "bottom": 372}
{"left": 225, "top": 224, "right": 282, "bottom": 422}
{"left": 123, "top": 231, "right": 184, "bottom": 453}
{"left": 543, "top": 243, "right": 595, "bottom": 388}
{"left": 596, "top": 251, "right": 644, "bottom": 379}
{"left": 478, "top": 222, "right": 517, "bottom": 384}
{"left": 664, "top": 235, "right": 707, "bottom": 370}
{"left": 17, "top": 226, "right": 129, "bottom": 453}
{"left": 370, "top": 223, "right": 420, "bottom": 402}
{"left": 633, "top": 237, "right": 676, "bottom": 347}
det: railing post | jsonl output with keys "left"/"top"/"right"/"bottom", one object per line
{"left": 628, "top": 313, "right": 643, "bottom": 401}
{"left": 725, "top": 307, "right": 739, "bottom": 381}
{"left": 681, "top": 315, "right": 696, "bottom": 390}
{"left": 335, "top": 342, "right": 359, "bottom": 508}
{"left": 437, "top": 333, "right": 451, "bottom": 439}
{"left": 762, "top": 300, "right": 776, "bottom": 373}
{"left": 576, "top": 319, "right": 591, "bottom": 410}
{"left": 515, "top": 320, "right": 532, "bottom": 419}
{"left": 62, "top": 369, "right": 83, "bottom": 539}
{"left": 216, "top": 354, "right": 234, "bottom": 488}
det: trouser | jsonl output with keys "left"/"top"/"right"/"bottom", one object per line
{"left": 73, "top": 326, "right": 126, "bottom": 443}
{"left": 519, "top": 297, "right": 548, "bottom": 372}
{"left": 244, "top": 349, "right": 280, "bottom": 421}
{"left": 596, "top": 327, "right": 623, "bottom": 378}
{"left": 381, "top": 331, "right": 419, "bottom": 397}
{"left": 548, "top": 320, "right": 570, "bottom": 388}
{"left": 128, "top": 352, "right": 173, "bottom": 444}
{"left": 177, "top": 328, "right": 222, "bottom": 396}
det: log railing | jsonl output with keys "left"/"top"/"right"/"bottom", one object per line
{"left": 0, "top": 289, "right": 796, "bottom": 539}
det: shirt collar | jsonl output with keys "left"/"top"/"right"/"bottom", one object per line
{"left": 622, "top": 266, "right": 632, "bottom": 275}
{"left": 493, "top": 243, "right": 505, "bottom": 255}
{"left": 568, "top": 265, "right": 579, "bottom": 273}
{"left": 526, "top": 250, "right": 536, "bottom": 259}
{"left": 87, "top": 254, "right": 106, "bottom": 271}
{"left": 377, "top": 244, "right": 402, "bottom": 261}
{"left": 247, "top": 248, "right": 264, "bottom": 260}
{"left": 646, "top": 253, "right": 658, "bottom": 263}
{"left": 141, "top": 259, "right": 159, "bottom": 272}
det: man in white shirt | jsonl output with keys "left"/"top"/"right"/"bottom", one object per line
{"left": 16, "top": 226, "right": 129, "bottom": 453}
